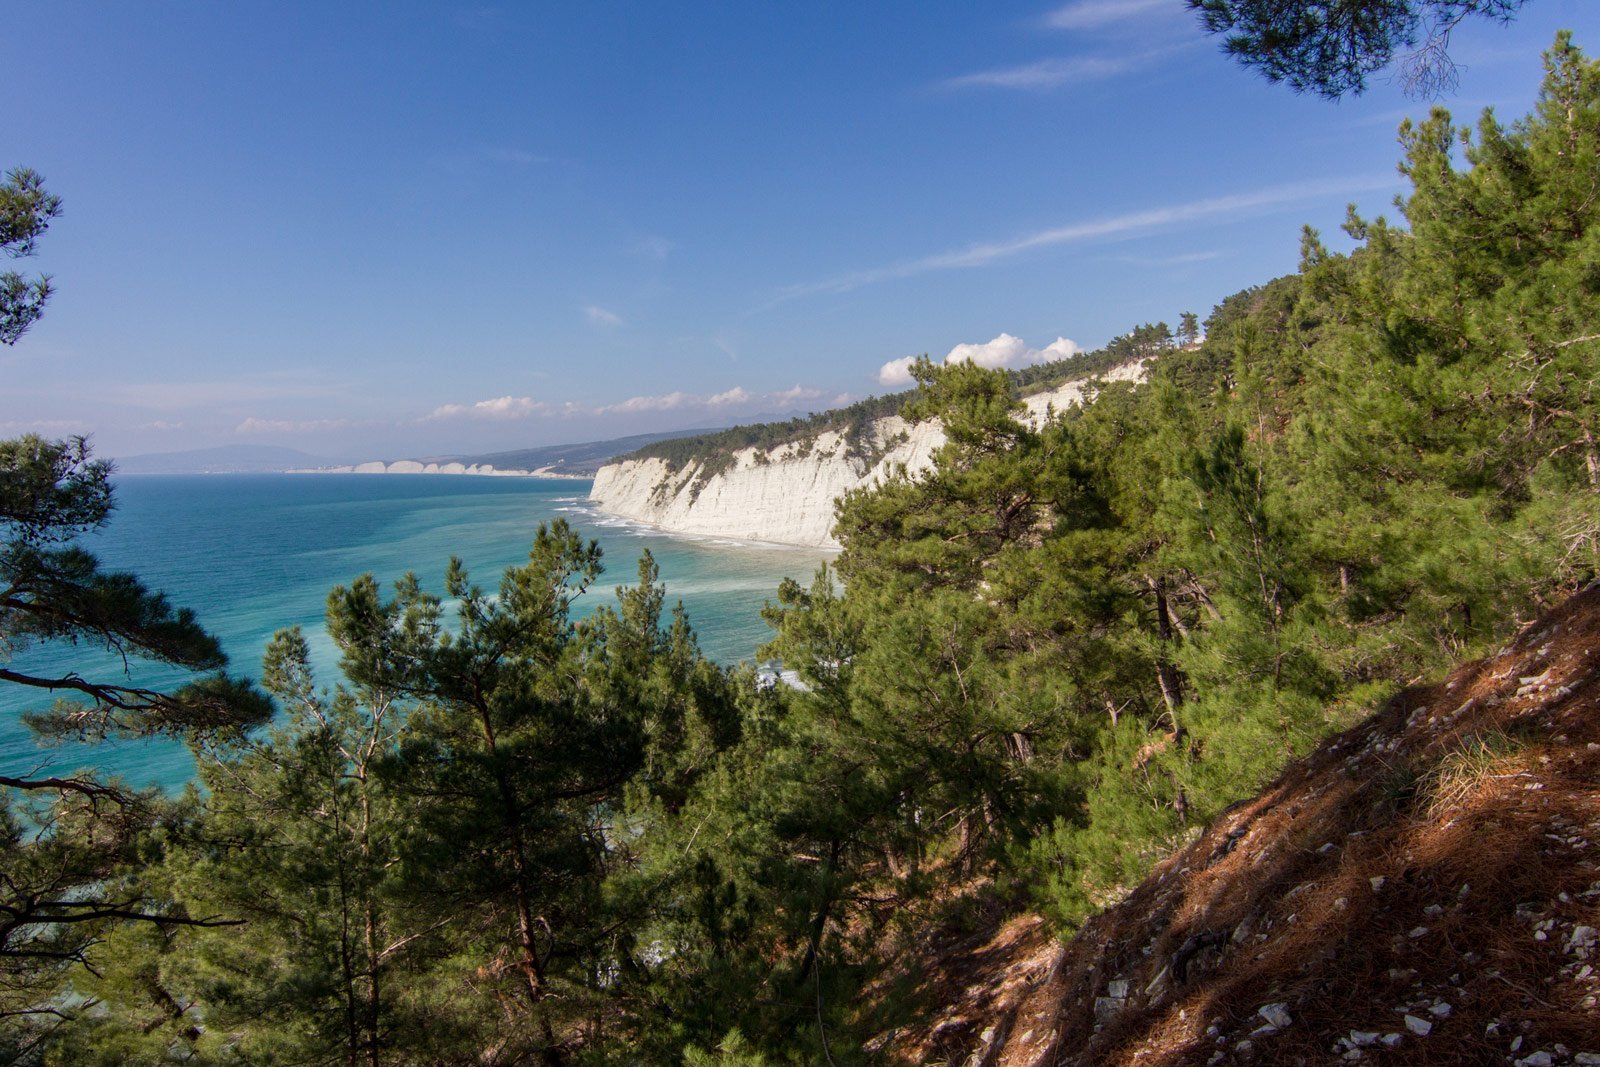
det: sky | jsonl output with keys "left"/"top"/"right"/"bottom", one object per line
{"left": 5, "top": 0, "right": 1597, "bottom": 462}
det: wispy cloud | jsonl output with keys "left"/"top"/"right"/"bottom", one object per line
{"left": 596, "top": 392, "right": 695, "bottom": 415}
{"left": 771, "top": 384, "right": 825, "bottom": 405}
{"left": 1117, "top": 249, "right": 1226, "bottom": 266}
{"left": 233, "top": 380, "right": 884, "bottom": 434}
{"left": 943, "top": 54, "right": 1143, "bottom": 90}
{"left": 584, "top": 304, "right": 624, "bottom": 328}
{"left": 236, "top": 417, "right": 352, "bottom": 434}
{"left": 772, "top": 174, "right": 1394, "bottom": 304}
{"left": 879, "top": 334, "right": 1081, "bottom": 386}
{"left": 595, "top": 385, "right": 826, "bottom": 416}
{"left": 0, "top": 418, "right": 87, "bottom": 434}
{"left": 943, "top": 36, "right": 1201, "bottom": 92}
{"left": 1044, "top": 0, "right": 1178, "bottom": 30}
{"left": 425, "top": 396, "right": 549, "bottom": 421}
{"left": 707, "top": 387, "right": 751, "bottom": 406}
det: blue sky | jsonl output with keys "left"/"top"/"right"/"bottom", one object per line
{"left": 5, "top": 0, "right": 1595, "bottom": 461}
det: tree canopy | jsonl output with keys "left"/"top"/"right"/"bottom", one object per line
{"left": 8, "top": 34, "right": 1600, "bottom": 1064}
{"left": 0, "top": 177, "right": 269, "bottom": 1057}
{"left": 0, "top": 168, "right": 61, "bottom": 346}
{"left": 1189, "top": 0, "right": 1532, "bottom": 97}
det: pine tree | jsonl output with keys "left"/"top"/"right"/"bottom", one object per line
{"left": 1, "top": 180, "right": 268, "bottom": 1054}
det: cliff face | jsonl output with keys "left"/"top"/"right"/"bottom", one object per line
{"left": 588, "top": 361, "right": 1147, "bottom": 547}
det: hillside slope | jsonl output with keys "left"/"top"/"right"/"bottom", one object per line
{"left": 890, "top": 583, "right": 1600, "bottom": 1066}
{"left": 589, "top": 360, "right": 1147, "bottom": 547}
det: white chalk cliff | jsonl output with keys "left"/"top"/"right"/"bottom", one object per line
{"left": 589, "top": 360, "right": 1148, "bottom": 548}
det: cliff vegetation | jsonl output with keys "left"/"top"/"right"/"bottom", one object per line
{"left": 3, "top": 33, "right": 1599, "bottom": 1067}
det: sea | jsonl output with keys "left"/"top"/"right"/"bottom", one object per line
{"left": 0, "top": 474, "right": 831, "bottom": 793}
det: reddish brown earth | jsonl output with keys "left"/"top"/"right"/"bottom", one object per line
{"left": 888, "top": 583, "right": 1600, "bottom": 1065}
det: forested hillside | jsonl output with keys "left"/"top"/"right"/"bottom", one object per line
{"left": 4, "top": 34, "right": 1599, "bottom": 1066}
{"left": 625, "top": 332, "right": 1160, "bottom": 477}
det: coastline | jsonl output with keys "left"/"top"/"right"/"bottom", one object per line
{"left": 586, "top": 502, "right": 844, "bottom": 553}
{"left": 287, "top": 464, "right": 593, "bottom": 481}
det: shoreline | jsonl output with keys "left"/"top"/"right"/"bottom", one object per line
{"left": 584, "top": 498, "right": 842, "bottom": 553}
{"left": 286, "top": 465, "right": 594, "bottom": 481}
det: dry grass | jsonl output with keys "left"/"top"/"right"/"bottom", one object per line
{"left": 885, "top": 584, "right": 1600, "bottom": 1066}
{"left": 1417, "top": 727, "right": 1527, "bottom": 822}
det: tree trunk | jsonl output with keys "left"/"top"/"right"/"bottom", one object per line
{"left": 478, "top": 702, "right": 563, "bottom": 1064}
{"left": 1146, "top": 575, "right": 1187, "bottom": 733}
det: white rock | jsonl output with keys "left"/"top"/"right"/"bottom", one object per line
{"left": 1515, "top": 1053, "right": 1553, "bottom": 1067}
{"left": 1430, "top": 1001, "right": 1452, "bottom": 1017}
{"left": 1145, "top": 967, "right": 1170, "bottom": 997}
{"left": 1381, "top": 1034, "right": 1404, "bottom": 1048}
{"left": 1258, "top": 1002, "right": 1293, "bottom": 1029}
{"left": 588, "top": 363, "right": 1149, "bottom": 547}
{"left": 1371, "top": 877, "right": 1386, "bottom": 892}
{"left": 1093, "top": 996, "right": 1124, "bottom": 1022}
{"left": 1404, "top": 1015, "right": 1433, "bottom": 1036}
{"left": 1349, "top": 1031, "right": 1380, "bottom": 1047}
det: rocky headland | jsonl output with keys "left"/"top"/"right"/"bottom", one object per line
{"left": 588, "top": 359, "right": 1148, "bottom": 547}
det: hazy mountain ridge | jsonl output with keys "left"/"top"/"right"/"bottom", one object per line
{"left": 115, "top": 429, "right": 721, "bottom": 478}
{"left": 113, "top": 444, "right": 345, "bottom": 474}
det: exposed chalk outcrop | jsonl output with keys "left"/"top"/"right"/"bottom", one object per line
{"left": 589, "top": 360, "right": 1148, "bottom": 547}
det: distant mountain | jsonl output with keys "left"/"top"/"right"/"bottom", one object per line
{"left": 115, "top": 429, "right": 729, "bottom": 478}
{"left": 113, "top": 445, "right": 343, "bottom": 475}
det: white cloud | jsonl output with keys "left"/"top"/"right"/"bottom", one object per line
{"left": 584, "top": 305, "right": 623, "bottom": 327}
{"left": 140, "top": 420, "right": 184, "bottom": 431}
{"left": 778, "top": 173, "right": 1395, "bottom": 304}
{"left": 1044, "top": 0, "right": 1176, "bottom": 30}
{"left": 426, "top": 396, "right": 547, "bottom": 421}
{"left": 946, "top": 333, "right": 1030, "bottom": 370}
{"left": 1039, "top": 337, "right": 1085, "bottom": 361}
{"left": 877, "top": 356, "right": 920, "bottom": 387}
{"left": 944, "top": 54, "right": 1142, "bottom": 90}
{"left": 594, "top": 384, "right": 833, "bottom": 416}
{"left": 597, "top": 391, "right": 693, "bottom": 415}
{"left": 879, "top": 334, "right": 1082, "bottom": 386}
{"left": 772, "top": 385, "right": 824, "bottom": 405}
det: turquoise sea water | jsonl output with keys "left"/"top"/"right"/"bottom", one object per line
{"left": 0, "top": 474, "right": 830, "bottom": 792}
